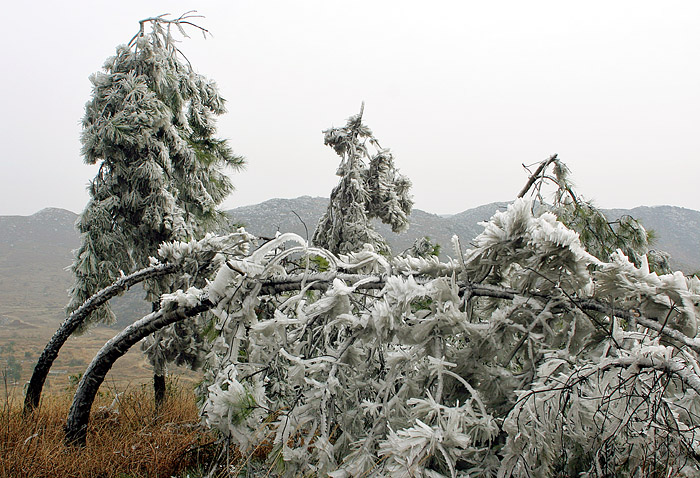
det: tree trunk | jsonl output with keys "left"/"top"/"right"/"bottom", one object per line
{"left": 23, "top": 263, "right": 178, "bottom": 415}
{"left": 150, "top": 301, "right": 167, "bottom": 410}
{"left": 154, "top": 373, "right": 166, "bottom": 408}
{"left": 64, "top": 299, "right": 214, "bottom": 446}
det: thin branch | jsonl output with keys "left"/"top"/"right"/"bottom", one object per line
{"left": 517, "top": 154, "right": 559, "bottom": 199}
{"left": 129, "top": 11, "right": 209, "bottom": 47}
{"left": 290, "top": 210, "right": 309, "bottom": 242}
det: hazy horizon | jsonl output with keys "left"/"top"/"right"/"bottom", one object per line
{"left": 7, "top": 195, "right": 700, "bottom": 219}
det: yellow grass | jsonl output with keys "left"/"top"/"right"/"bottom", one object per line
{"left": 0, "top": 378, "right": 218, "bottom": 478}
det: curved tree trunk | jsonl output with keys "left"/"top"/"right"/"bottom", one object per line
{"left": 62, "top": 272, "right": 382, "bottom": 446}
{"left": 63, "top": 269, "right": 680, "bottom": 447}
{"left": 64, "top": 299, "right": 214, "bottom": 446}
{"left": 23, "top": 263, "right": 178, "bottom": 414}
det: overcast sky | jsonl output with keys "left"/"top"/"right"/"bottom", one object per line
{"left": 1, "top": 1, "right": 698, "bottom": 216}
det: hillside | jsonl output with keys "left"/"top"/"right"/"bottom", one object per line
{"left": 0, "top": 209, "right": 155, "bottom": 391}
{"left": 0, "top": 208, "right": 80, "bottom": 327}
{"left": 1, "top": 200, "right": 698, "bottom": 332}
{"left": 225, "top": 196, "right": 498, "bottom": 256}
{"left": 228, "top": 198, "right": 700, "bottom": 272}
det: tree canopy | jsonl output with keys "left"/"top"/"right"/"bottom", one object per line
{"left": 68, "top": 13, "right": 243, "bottom": 325}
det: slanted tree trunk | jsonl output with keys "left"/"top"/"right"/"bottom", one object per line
{"left": 64, "top": 299, "right": 215, "bottom": 446}
{"left": 23, "top": 263, "right": 178, "bottom": 415}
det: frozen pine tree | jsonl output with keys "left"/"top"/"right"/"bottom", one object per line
{"left": 313, "top": 104, "right": 413, "bottom": 255}
{"left": 25, "top": 13, "right": 242, "bottom": 413}
{"left": 70, "top": 13, "right": 242, "bottom": 318}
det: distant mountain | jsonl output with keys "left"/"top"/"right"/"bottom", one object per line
{"left": 604, "top": 206, "right": 700, "bottom": 273}
{"left": 0, "top": 208, "right": 149, "bottom": 329}
{"left": 227, "top": 196, "right": 328, "bottom": 241}
{"left": 0, "top": 208, "right": 80, "bottom": 326}
{"left": 228, "top": 198, "right": 700, "bottom": 272}
{"left": 1, "top": 200, "right": 698, "bottom": 329}
{"left": 227, "top": 197, "right": 512, "bottom": 257}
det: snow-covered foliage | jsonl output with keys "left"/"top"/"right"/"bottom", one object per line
{"left": 141, "top": 230, "right": 254, "bottom": 374}
{"left": 137, "top": 189, "right": 699, "bottom": 477}
{"left": 67, "top": 15, "right": 243, "bottom": 327}
{"left": 313, "top": 106, "right": 413, "bottom": 256}
{"left": 521, "top": 156, "right": 663, "bottom": 272}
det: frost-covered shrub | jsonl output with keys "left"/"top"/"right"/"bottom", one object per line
{"left": 173, "top": 196, "right": 700, "bottom": 477}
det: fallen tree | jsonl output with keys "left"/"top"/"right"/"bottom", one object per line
{"left": 61, "top": 158, "right": 700, "bottom": 477}
{"left": 62, "top": 226, "right": 700, "bottom": 478}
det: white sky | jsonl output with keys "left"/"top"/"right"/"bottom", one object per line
{"left": 1, "top": 1, "right": 698, "bottom": 216}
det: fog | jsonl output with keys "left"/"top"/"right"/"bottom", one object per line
{"left": 1, "top": 1, "right": 698, "bottom": 216}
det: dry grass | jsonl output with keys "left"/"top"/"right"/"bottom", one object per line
{"left": 0, "top": 377, "right": 219, "bottom": 478}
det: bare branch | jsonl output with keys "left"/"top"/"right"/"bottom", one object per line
{"left": 128, "top": 11, "right": 209, "bottom": 48}
{"left": 517, "top": 154, "right": 559, "bottom": 198}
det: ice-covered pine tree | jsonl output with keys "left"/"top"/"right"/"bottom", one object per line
{"left": 70, "top": 13, "right": 242, "bottom": 319}
{"left": 24, "top": 13, "right": 243, "bottom": 413}
{"left": 313, "top": 104, "right": 413, "bottom": 255}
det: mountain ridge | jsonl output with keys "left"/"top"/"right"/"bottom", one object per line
{"left": 226, "top": 198, "right": 700, "bottom": 272}
{"left": 1, "top": 198, "right": 697, "bottom": 330}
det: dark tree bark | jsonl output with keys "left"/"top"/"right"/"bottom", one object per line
{"left": 154, "top": 372, "right": 166, "bottom": 408}
{"left": 150, "top": 301, "right": 167, "bottom": 410}
{"left": 23, "top": 263, "right": 178, "bottom": 415}
{"left": 64, "top": 299, "right": 214, "bottom": 446}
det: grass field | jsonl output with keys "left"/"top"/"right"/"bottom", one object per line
{"left": 0, "top": 312, "right": 274, "bottom": 477}
{"left": 0, "top": 378, "right": 221, "bottom": 478}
